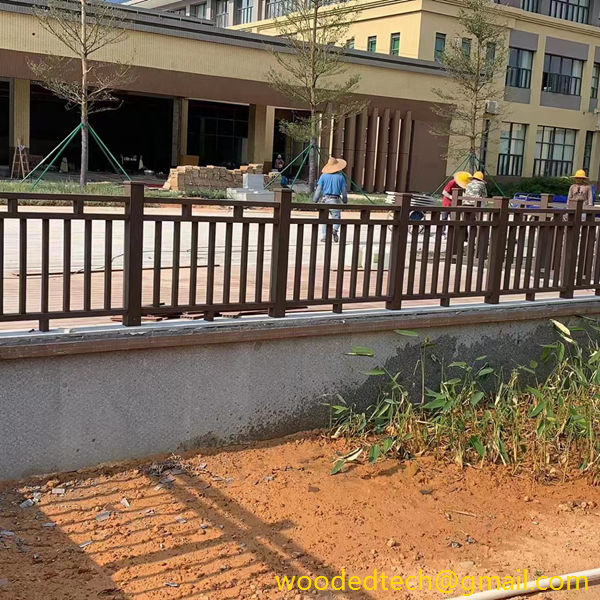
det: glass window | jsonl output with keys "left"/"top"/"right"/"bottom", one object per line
{"left": 592, "top": 64, "right": 600, "bottom": 99}
{"left": 520, "top": 0, "right": 540, "bottom": 12}
{"left": 506, "top": 48, "right": 533, "bottom": 88}
{"left": 390, "top": 33, "right": 400, "bottom": 56}
{"left": 462, "top": 38, "right": 471, "bottom": 57}
{"left": 542, "top": 54, "right": 583, "bottom": 95}
{"left": 215, "top": 0, "right": 229, "bottom": 26}
{"left": 534, "top": 126, "right": 577, "bottom": 176}
{"left": 189, "top": 3, "right": 206, "bottom": 17}
{"left": 434, "top": 33, "right": 446, "bottom": 62}
{"left": 346, "top": 38, "right": 355, "bottom": 50}
{"left": 498, "top": 123, "right": 527, "bottom": 176}
{"left": 235, "top": 0, "right": 253, "bottom": 24}
{"left": 367, "top": 36, "right": 377, "bottom": 52}
{"left": 583, "top": 131, "right": 594, "bottom": 173}
{"left": 549, "top": 0, "right": 589, "bottom": 23}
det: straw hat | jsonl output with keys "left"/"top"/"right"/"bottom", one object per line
{"left": 453, "top": 171, "right": 472, "bottom": 189}
{"left": 322, "top": 157, "right": 347, "bottom": 174}
{"left": 472, "top": 171, "right": 486, "bottom": 182}
{"left": 572, "top": 169, "right": 589, "bottom": 181}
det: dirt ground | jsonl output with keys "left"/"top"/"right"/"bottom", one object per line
{"left": 1, "top": 432, "right": 600, "bottom": 600}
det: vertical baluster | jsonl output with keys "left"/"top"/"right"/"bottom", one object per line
{"left": 430, "top": 211, "right": 443, "bottom": 295}
{"left": 322, "top": 215, "right": 333, "bottom": 300}
{"left": 406, "top": 222, "right": 419, "bottom": 296}
{"left": 334, "top": 224, "right": 347, "bottom": 312}
{"left": 349, "top": 224, "right": 361, "bottom": 299}
{"left": 207, "top": 221, "right": 216, "bottom": 307}
{"left": 104, "top": 220, "right": 113, "bottom": 310}
{"left": 63, "top": 220, "right": 71, "bottom": 312}
{"left": 171, "top": 220, "right": 181, "bottom": 306}
{"left": 83, "top": 219, "right": 92, "bottom": 311}
{"left": 239, "top": 221, "right": 249, "bottom": 303}
{"left": 512, "top": 214, "right": 526, "bottom": 290}
{"left": 40, "top": 218, "right": 49, "bottom": 331}
{"left": 307, "top": 223, "right": 319, "bottom": 301}
{"left": 153, "top": 221, "right": 162, "bottom": 307}
{"left": 293, "top": 224, "right": 304, "bottom": 301}
{"left": 189, "top": 220, "right": 198, "bottom": 305}
{"left": 223, "top": 221, "right": 233, "bottom": 304}
{"left": 418, "top": 219, "right": 430, "bottom": 296}
{"left": 19, "top": 217, "right": 26, "bottom": 314}
{"left": 255, "top": 222, "right": 265, "bottom": 303}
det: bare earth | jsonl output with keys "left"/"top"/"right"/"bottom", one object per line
{"left": 1, "top": 432, "right": 600, "bottom": 600}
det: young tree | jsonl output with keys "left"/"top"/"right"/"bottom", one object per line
{"left": 30, "top": 0, "right": 129, "bottom": 186}
{"left": 267, "top": 0, "right": 366, "bottom": 190}
{"left": 431, "top": 0, "right": 507, "bottom": 172}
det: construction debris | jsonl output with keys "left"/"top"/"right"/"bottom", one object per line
{"left": 162, "top": 164, "right": 265, "bottom": 192}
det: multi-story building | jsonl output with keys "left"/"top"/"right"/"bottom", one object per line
{"left": 222, "top": 0, "right": 600, "bottom": 182}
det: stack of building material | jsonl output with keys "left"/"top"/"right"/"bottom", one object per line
{"left": 162, "top": 164, "right": 265, "bottom": 192}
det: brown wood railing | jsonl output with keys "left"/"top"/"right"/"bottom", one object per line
{"left": 1, "top": 183, "right": 599, "bottom": 331}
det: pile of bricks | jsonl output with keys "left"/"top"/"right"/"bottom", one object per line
{"left": 162, "top": 164, "right": 265, "bottom": 191}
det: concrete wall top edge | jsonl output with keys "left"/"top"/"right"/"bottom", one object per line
{"left": 1, "top": 299, "right": 600, "bottom": 360}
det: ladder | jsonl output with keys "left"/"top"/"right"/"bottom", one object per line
{"left": 11, "top": 139, "right": 30, "bottom": 179}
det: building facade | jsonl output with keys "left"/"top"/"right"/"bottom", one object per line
{"left": 228, "top": 0, "right": 600, "bottom": 182}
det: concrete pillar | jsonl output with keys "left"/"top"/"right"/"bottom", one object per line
{"left": 332, "top": 117, "right": 344, "bottom": 157}
{"left": 396, "top": 110, "right": 412, "bottom": 192}
{"left": 248, "top": 104, "right": 275, "bottom": 170}
{"left": 385, "top": 109, "right": 401, "bottom": 191}
{"left": 178, "top": 98, "right": 189, "bottom": 163}
{"left": 9, "top": 79, "right": 30, "bottom": 157}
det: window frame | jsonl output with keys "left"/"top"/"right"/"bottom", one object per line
{"left": 434, "top": 33, "right": 446, "bottom": 62}
{"left": 534, "top": 125, "right": 577, "bottom": 176}
{"left": 367, "top": 36, "right": 377, "bottom": 52}
{"left": 497, "top": 122, "right": 527, "bottom": 176}
{"left": 506, "top": 47, "right": 533, "bottom": 89}
{"left": 390, "top": 32, "right": 400, "bottom": 56}
{"left": 542, "top": 53, "right": 583, "bottom": 96}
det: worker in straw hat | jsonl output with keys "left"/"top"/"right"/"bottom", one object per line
{"left": 568, "top": 169, "right": 594, "bottom": 206}
{"left": 441, "top": 172, "right": 471, "bottom": 232}
{"left": 313, "top": 157, "right": 348, "bottom": 243}
{"left": 464, "top": 171, "right": 488, "bottom": 199}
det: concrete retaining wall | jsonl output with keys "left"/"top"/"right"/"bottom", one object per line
{"left": 2, "top": 299, "right": 600, "bottom": 480}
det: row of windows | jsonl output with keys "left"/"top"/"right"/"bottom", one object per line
{"left": 506, "top": 47, "right": 598, "bottom": 98}
{"left": 497, "top": 123, "right": 594, "bottom": 177}
{"left": 518, "top": 0, "right": 589, "bottom": 25}
{"left": 433, "top": 33, "right": 496, "bottom": 66}
{"left": 346, "top": 33, "right": 401, "bottom": 55}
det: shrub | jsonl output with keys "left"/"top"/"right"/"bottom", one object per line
{"left": 498, "top": 177, "right": 572, "bottom": 198}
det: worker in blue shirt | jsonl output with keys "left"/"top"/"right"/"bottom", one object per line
{"left": 312, "top": 157, "right": 348, "bottom": 243}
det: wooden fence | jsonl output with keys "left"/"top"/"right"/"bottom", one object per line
{"left": 0, "top": 183, "right": 599, "bottom": 331}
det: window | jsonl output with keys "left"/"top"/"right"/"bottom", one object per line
{"left": 498, "top": 123, "right": 527, "bottom": 176}
{"left": 549, "top": 0, "right": 588, "bottom": 23}
{"left": 520, "top": 0, "right": 540, "bottom": 11}
{"left": 542, "top": 54, "right": 583, "bottom": 95}
{"left": 345, "top": 38, "right": 355, "bottom": 49}
{"left": 266, "top": 0, "right": 290, "bottom": 17}
{"left": 390, "top": 33, "right": 400, "bottom": 56}
{"left": 485, "top": 43, "right": 496, "bottom": 69}
{"left": 592, "top": 64, "right": 600, "bottom": 99}
{"left": 234, "top": 0, "right": 253, "bottom": 24}
{"left": 534, "top": 126, "right": 576, "bottom": 176}
{"left": 189, "top": 2, "right": 206, "bottom": 17}
{"left": 461, "top": 38, "right": 471, "bottom": 58}
{"left": 215, "top": 0, "right": 229, "bottom": 26}
{"left": 434, "top": 33, "right": 446, "bottom": 62}
{"left": 367, "top": 36, "right": 377, "bottom": 52}
{"left": 583, "top": 131, "right": 594, "bottom": 174}
{"left": 506, "top": 48, "right": 533, "bottom": 88}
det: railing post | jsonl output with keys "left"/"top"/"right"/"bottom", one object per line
{"left": 560, "top": 198, "right": 584, "bottom": 299}
{"left": 123, "top": 181, "right": 145, "bottom": 326}
{"left": 484, "top": 197, "right": 509, "bottom": 305}
{"left": 385, "top": 193, "right": 411, "bottom": 310}
{"left": 269, "top": 188, "right": 292, "bottom": 318}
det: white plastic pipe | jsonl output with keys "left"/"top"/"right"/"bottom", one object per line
{"left": 448, "top": 568, "right": 600, "bottom": 600}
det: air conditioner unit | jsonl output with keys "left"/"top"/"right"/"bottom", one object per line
{"left": 485, "top": 100, "right": 499, "bottom": 115}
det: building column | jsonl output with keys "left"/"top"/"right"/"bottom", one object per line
{"left": 396, "top": 111, "right": 412, "bottom": 192}
{"left": 9, "top": 79, "right": 30, "bottom": 158}
{"left": 248, "top": 104, "right": 275, "bottom": 170}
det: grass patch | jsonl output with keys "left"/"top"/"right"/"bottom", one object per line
{"left": 293, "top": 191, "right": 389, "bottom": 205}
{"left": 329, "top": 319, "right": 600, "bottom": 481}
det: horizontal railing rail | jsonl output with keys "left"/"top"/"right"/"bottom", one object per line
{"left": 1, "top": 183, "right": 599, "bottom": 331}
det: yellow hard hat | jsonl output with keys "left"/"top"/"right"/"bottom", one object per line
{"left": 453, "top": 171, "right": 472, "bottom": 189}
{"left": 472, "top": 171, "right": 485, "bottom": 181}
{"left": 573, "top": 169, "right": 589, "bottom": 180}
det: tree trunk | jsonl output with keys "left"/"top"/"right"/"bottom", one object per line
{"left": 308, "top": 137, "right": 318, "bottom": 192}
{"left": 80, "top": 0, "right": 88, "bottom": 187}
